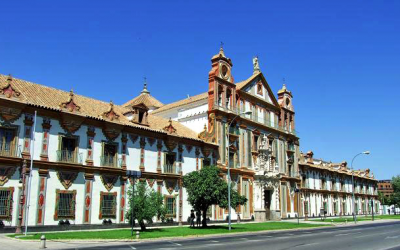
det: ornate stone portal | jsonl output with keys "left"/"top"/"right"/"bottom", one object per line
{"left": 253, "top": 135, "right": 281, "bottom": 221}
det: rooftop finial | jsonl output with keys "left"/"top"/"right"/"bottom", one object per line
{"left": 253, "top": 56, "right": 260, "bottom": 74}
{"left": 218, "top": 42, "right": 225, "bottom": 57}
{"left": 141, "top": 77, "right": 150, "bottom": 94}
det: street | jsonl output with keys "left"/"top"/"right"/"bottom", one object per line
{"left": 54, "top": 221, "right": 400, "bottom": 250}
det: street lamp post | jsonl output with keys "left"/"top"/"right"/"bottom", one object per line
{"left": 350, "top": 151, "right": 370, "bottom": 224}
{"left": 126, "top": 170, "right": 141, "bottom": 237}
{"left": 227, "top": 110, "right": 252, "bottom": 231}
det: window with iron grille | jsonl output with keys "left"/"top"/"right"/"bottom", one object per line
{"left": 0, "top": 188, "right": 13, "bottom": 220}
{"left": 100, "top": 192, "right": 117, "bottom": 219}
{"left": 165, "top": 196, "right": 175, "bottom": 216}
{"left": 55, "top": 190, "right": 76, "bottom": 220}
{"left": 0, "top": 128, "right": 16, "bottom": 157}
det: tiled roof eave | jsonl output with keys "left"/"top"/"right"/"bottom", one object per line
{"left": 299, "top": 162, "right": 376, "bottom": 180}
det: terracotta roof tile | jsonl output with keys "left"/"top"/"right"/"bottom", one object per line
{"left": 151, "top": 92, "right": 208, "bottom": 114}
{"left": 122, "top": 93, "right": 163, "bottom": 109}
{"left": 0, "top": 74, "right": 204, "bottom": 142}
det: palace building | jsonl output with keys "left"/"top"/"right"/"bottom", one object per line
{"left": 0, "top": 48, "right": 379, "bottom": 230}
{"left": 151, "top": 48, "right": 380, "bottom": 221}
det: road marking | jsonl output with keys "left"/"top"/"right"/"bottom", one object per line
{"left": 302, "top": 242, "right": 319, "bottom": 247}
{"left": 335, "top": 233, "right": 350, "bottom": 236}
{"left": 386, "top": 236, "right": 400, "bottom": 239}
{"left": 284, "top": 233, "right": 295, "bottom": 236}
{"left": 209, "top": 240, "right": 219, "bottom": 243}
{"left": 130, "top": 246, "right": 137, "bottom": 250}
{"left": 239, "top": 238, "right": 249, "bottom": 240}
{"left": 169, "top": 241, "right": 182, "bottom": 246}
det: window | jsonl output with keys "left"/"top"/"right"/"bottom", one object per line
{"left": 257, "top": 82, "right": 263, "bottom": 95}
{"left": 55, "top": 190, "right": 76, "bottom": 220}
{"left": 321, "top": 179, "right": 326, "bottom": 190}
{"left": 100, "top": 192, "right": 117, "bottom": 219}
{"left": 217, "top": 85, "right": 223, "bottom": 106}
{"left": 253, "top": 134, "right": 259, "bottom": 151}
{"left": 164, "top": 153, "right": 177, "bottom": 174}
{"left": 229, "top": 152, "right": 235, "bottom": 168}
{"left": 0, "top": 128, "right": 16, "bottom": 157}
{"left": 202, "top": 158, "right": 211, "bottom": 168}
{"left": 58, "top": 136, "right": 77, "bottom": 163}
{"left": 165, "top": 196, "right": 176, "bottom": 216}
{"left": 101, "top": 143, "right": 118, "bottom": 167}
{"left": 225, "top": 88, "right": 231, "bottom": 109}
{"left": 0, "top": 188, "right": 13, "bottom": 221}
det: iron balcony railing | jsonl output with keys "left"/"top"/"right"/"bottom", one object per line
{"left": 163, "top": 164, "right": 180, "bottom": 174}
{"left": 56, "top": 150, "right": 82, "bottom": 164}
{"left": 100, "top": 155, "right": 119, "bottom": 167}
{"left": 0, "top": 145, "right": 21, "bottom": 158}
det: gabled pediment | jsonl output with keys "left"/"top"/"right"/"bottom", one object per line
{"left": 236, "top": 73, "right": 280, "bottom": 108}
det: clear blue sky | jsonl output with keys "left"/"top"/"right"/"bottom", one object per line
{"left": 1, "top": 1, "right": 399, "bottom": 179}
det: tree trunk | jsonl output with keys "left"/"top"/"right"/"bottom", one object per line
{"left": 202, "top": 209, "right": 207, "bottom": 227}
{"left": 139, "top": 220, "right": 146, "bottom": 231}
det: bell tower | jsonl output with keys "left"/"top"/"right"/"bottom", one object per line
{"left": 207, "top": 45, "right": 236, "bottom": 112}
{"left": 277, "top": 80, "right": 295, "bottom": 132}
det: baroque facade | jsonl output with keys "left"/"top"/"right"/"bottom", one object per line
{"left": 152, "top": 48, "right": 380, "bottom": 221}
{"left": 0, "top": 48, "right": 380, "bottom": 229}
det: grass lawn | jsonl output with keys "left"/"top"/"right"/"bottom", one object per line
{"left": 311, "top": 214, "right": 400, "bottom": 223}
{"left": 10, "top": 222, "right": 325, "bottom": 240}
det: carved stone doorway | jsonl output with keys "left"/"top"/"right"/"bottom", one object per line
{"left": 264, "top": 189, "right": 272, "bottom": 220}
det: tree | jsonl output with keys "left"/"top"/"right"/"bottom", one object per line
{"left": 183, "top": 165, "right": 247, "bottom": 227}
{"left": 126, "top": 181, "right": 167, "bottom": 231}
{"left": 378, "top": 191, "right": 390, "bottom": 205}
{"left": 390, "top": 175, "right": 400, "bottom": 214}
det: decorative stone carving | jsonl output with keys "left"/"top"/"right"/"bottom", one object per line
{"left": 0, "top": 167, "right": 17, "bottom": 186}
{"left": 100, "top": 175, "right": 118, "bottom": 192}
{"left": 129, "top": 134, "right": 139, "bottom": 144}
{"left": 60, "top": 89, "right": 81, "bottom": 112}
{"left": 164, "top": 139, "right": 178, "bottom": 152}
{"left": 60, "top": 113, "right": 84, "bottom": 134}
{"left": 198, "top": 113, "right": 216, "bottom": 143}
{"left": 57, "top": 171, "right": 78, "bottom": 190}
{"left": 147, "top": 179, "right": 155, "bottom": 188}
{"left": 163, "top": 118, "right": 176, "bottom": 134}
{"left": 0, "top": 106, "right": 22, "bottom": 123}
{"left": 165, "top": 180, "right": 177, "bottom": 194}
{"left": 147, "top": 137, "right": 155, "bottom": 147}
{"left": 102, "top": 124, "right": 122, "bottom": 141}
{"left": 201, "top": 147, "right": 211, "bottom": 158}
{"left": 102, "top": 101, "right": 119, "bottom": 121}
{"left": 0, "top": 75, "right": 21, "bottom": 98}
{"left": 185, "top": 145, "right": 193, "bottom": 154}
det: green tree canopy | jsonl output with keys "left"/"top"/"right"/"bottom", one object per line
{"left": 126, "top": 181, "right": 167, "bottom": 231}
{"left": 390, "top": 175, "right": 400, "bottom": 210}
{"left": 183, "top": 165, "right": 247, "bottom": 227}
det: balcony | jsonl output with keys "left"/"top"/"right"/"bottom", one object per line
{"left": 56, "top": 150, "right": 82, "bottom": 164}
{"left": 100, "top": 155, "right": 119, "bottom": 167}
{"left": 301, "top": 181, "right": 309, "bottom": 189}
{"left": 163, "top": 164, "right": 180, "bottom": 175}
{"left": 0, "top": 146, "right": 20, "bottom": 158}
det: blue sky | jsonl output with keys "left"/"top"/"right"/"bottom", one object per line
{"left": 1, "top": 1, "right": 399, "bottom": 179}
